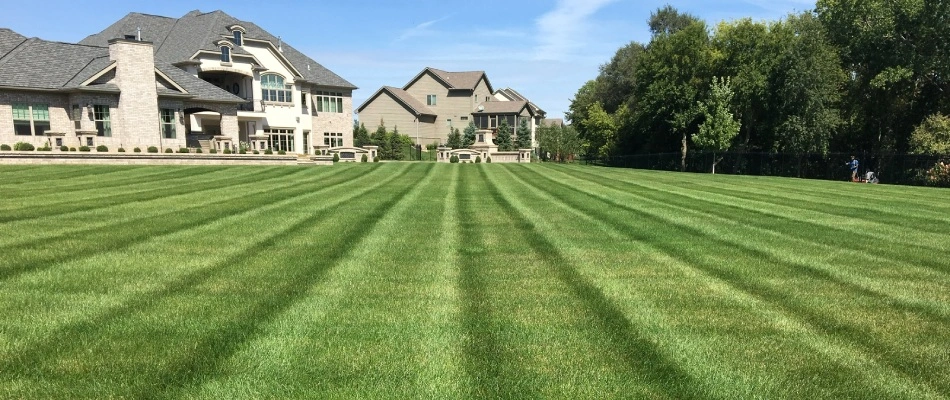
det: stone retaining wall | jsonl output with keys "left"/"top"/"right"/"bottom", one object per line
{"left": 0, "top": 152, "right": 299, "bottom": 166}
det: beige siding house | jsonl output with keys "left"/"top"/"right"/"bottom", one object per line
{"left": 358, "top": 67, "right": 545, "bottom": 150}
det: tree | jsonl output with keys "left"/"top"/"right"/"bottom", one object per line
{"left": 583, "top": 102, "right": 618, "bottom": 159}
{"left": 496, "top": 119, "right": 514, "bottom": 151}
{"left": 539, "top": 122, "right": 584, "bottom": 162}
{"left": 909, "top": 113, "right": 950, "bottom": 155}
{"left": 389, "top": 125, "right": 404, "bottom": 160}
{"left": 353, "top": 121, "right": 370, "bottom": 147}
{"left": 463, "top": 121, "right": 477, "bottom": 147}
{"left": 446, "top": 127, "right": 463, "bottom": 149}
{"left": 649, "top": 5, "right": 699, "bottom": 36}
{"left": 371, "top": 119, "right": 390, "bottom": 159}
{"left": 692, "top": 77, "right": 741, "bottom": 173}
{"left": 516, "top": 118, "right": 532, "bottom": 149}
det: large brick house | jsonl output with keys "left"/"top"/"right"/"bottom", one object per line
{"left": 357, "top": 67, "right": 545, "bottom": 149}
{"left": 0, "top": 10, "right": 356, "bottom": 154}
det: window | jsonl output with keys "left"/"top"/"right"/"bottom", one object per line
{"left": 233, "top": 30, "right": 243, "bottom": 46}
{"left": 301, "top": 92, "right": 308, "bottom": 113}
{"left": 460, "top": 116, "right": 468, "bottom": 121}
{"left": 427, "top": 95, "right": 437, "bottom": 106}
{"left": 315, "top": 91, "right": 343, "bottom": 113}
{"left": 221, "top": 46, "right": 231, "bottom": 63}
{"left": 93, "top": 105, "right": 111, "bottom": 137}
{"left": 160, "top": 109, "right": 176, "bottom": 139}
{"left": 323, "top": 132, "right": 343, "bottom": 147}
{"left": 261, "top": 74, "right": 292, "bottom": 103}
{"left": 264, "top": 128, "right": 295, "bottom": 152}
{"left": 303, "top": 130, "right": 310, "bottom": 154}
{"left": 12, "top": 103, "right": 50, "bottom": 136}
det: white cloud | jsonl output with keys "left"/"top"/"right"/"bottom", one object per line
{"left": 533, "top": 0, "right": 619, "bottom": 61}
{"left": 396, "top": 15, "right": 452, "bottom": 42}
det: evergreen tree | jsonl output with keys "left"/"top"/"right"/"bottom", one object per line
{"left": 496, "top": 119, "right": 514, "bottom": 151}
{"left": 371, "top": 119, "right": 390, "bottom": 159}
{"left": 463, "top": 121, "right": 477, "bottom": 147}
{"left": 353, "top": 122, "right": 371, "bottom": 147}
{"left": 389, "top": 126, "right": 404, "bottom": 160}
{"left": 446, "top": 127, "right": 463, "bottom": 149}
{"left": 516, "top": 118, "right": 532, "bottom": 149}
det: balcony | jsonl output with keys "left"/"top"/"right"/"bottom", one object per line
{"left": 238, "top": 98, "right": 264, "bottom": 113}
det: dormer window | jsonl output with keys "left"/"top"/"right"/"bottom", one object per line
{"left": 233, "top": 30, "right": 243, "bottom": 46}
{"left": 220, "top": 45, "right": 231, "bottom": 63}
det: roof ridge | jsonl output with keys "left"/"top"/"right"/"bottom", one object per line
{"left": 0, "top": 36, "right": 31, "bottom": 68}
{"left": 63, "top": 55, "right": 111, "bottom": 88}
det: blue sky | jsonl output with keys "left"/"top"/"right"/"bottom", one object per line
{"left": 3, "top": 0, "right": 814, "bottom": 121}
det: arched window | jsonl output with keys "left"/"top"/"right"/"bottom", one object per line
{"left": 220, "top": 45, "right": 231, "bottom": 62}
{"left": 261, "top": 74, "right": 293, "bottom": 103}
{"left": 233, "top": 30, "right": 243, "bottom": 46}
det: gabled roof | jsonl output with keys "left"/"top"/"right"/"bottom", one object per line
{"left": 404, "top": 67, "right": 493, "bottom": 92}
{"left": 79, "top": 10, "right": 356, "bottom": 89}
{"left": 0, "top": 28, "right": 242, "bottom": 103}
{"left": 357, "top": 86, "right": 436, "bottom": 117}
{"left": 475, "top": 100, "right": 532, "bottom": 115}
{"left": 495, "top": 87, "right": 545, "bottom": 117}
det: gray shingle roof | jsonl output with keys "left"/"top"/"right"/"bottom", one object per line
{"left": 408, "top": 67, "right": 489, "bottom": 92}
{"left": 357, "top": 86, "right": 435, "bottom": 117}
{"left": 155, "top": 61, "right": 244, "bottom": 103}
{"left": 0, "top": 36, "right": 109, "bottom": 89}
{"left": 0, "top": 29, "right": 27, "bottom": 56}
{"left": 79, "top": 10, "right": 356, "bottom": 89}
{"left": 476, "top": 100, "right": 530, "bottom": 115}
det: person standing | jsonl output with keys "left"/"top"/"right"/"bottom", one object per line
{"left": 847, "top": 156, "right": 859, "bottom": 181}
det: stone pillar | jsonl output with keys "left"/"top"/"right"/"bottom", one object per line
{"left": 108, "top": 39, "right": 159, "bottom": 147}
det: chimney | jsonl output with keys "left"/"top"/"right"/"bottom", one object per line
{"left": 108, "top": 39, "right": 159, "bottom": 147}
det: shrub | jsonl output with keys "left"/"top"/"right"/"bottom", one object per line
{"left": 133, "top": 147, "right": 141, "bottom": 153}
{"left": 117, "top": 148, "right": 126, "bottom": 153}
{"left": 195, "top": 148, "right": 203, "bottom": 154}
{"left": 59, "top": 145, "right": 69, "bottom": 151}
{"left": 37, "top": 146, "right": 52, "bottom": 151}
{"left": 253, "top": 150, "right": 259, "bottom": 155}
{"left": 926, "top": 160, "right": 950, "bottom": 187}
{"left": 147, "top": 146, "right": 158, "bottom": 153}
{"left": 164, "top": 148, "right": 173, "bottom": 153}
{"left": 373, "top": 156, "right": 380, "bottom": 162}
{"left": 278, "top": 150, "right": 286, "bottom": 155}
{"left": 239, "top": 149, "right": 246, "bottom": 154}
{"left": 361, "top": 154, "right": 368, "bottom": 162}
{"left": 177, "top": 148, "right": 190, "bottom": 153}
{"left": 264, "top": 149, "right": 273, "bottom": 155}
{"left": 209, "top": 148, "right": 217, "bottom": 154}
{"left": 0, "top": 144, "right": 10, "bottom": 151}
{"left": 332, "top": 153, "right": 340, "bottom": 162}
{"left": 69, "top": 147, "right": 77, "bottom": 152}
{"left": 223, "top": 149, "right": 232, "bottom": 154}
{"left": 487, "top": 156, "right": 492, "bottom": 163}
{"left": 96, "top": 145, "right": 108, "bottom": 152}
{"left": 78, "top": 146, "right": 91, "bottom": 152}
{"left": 450, "top": 155, "right": 459, "bottom": 163}
{"left": 475, "top": 156, "right": 482, "bottom": 163}
{"left": 14, "top": 142, "right": 35, "bottom": 151}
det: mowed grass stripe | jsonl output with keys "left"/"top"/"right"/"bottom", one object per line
{"left": 0, "top": 165, "right": 130, "bottom": 185}
{"left": 0, "top": 165, "right": 218, "bottom": 199}
{"left": 554, "top": 165, "right": 950, "bottom": 273}
{"left": 502, "top": 164, "right": 941, "bottom": 398}
{"left": 182, "top": 164, "right": 468, "bottom": 399}
{"left": 0, "top": 166, "right": 337, "bottom": 249}
{"left": 522, "top": 165, "right": 948, "bottom": 396}
{"left": 479, "top": 165, "right": 702, "bottom": 399}
{"left": 0, "top": 166, "right": 364, "bottom": 281}
{"left": 0, "top": 166, "right": 282, "bottom": 221}
{"left": 0, "top": 164, "right": 423, "bottom": 398}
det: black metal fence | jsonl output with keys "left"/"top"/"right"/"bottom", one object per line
{"left": 581, "top": 151, "right": 950, "bottom": 187}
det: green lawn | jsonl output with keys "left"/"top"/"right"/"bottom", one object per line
{"left": 1, "top": 163, "right": 948, "bottom": 399}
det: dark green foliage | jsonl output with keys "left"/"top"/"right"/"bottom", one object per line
{"left": 0, "top": 144, "right": 10, "bottom": 151}
{"left": 450, "top": 155, "right": 459, "bottom": 163}
{"left": 333, "top": 153, "right": 340, "bottom": 162}
{"left": 516, "top": 118, "right": 532, "bottom": 149}
{"left": 353, "top": 121, "right": 371, "bottom": 147}
{"left": 117, "top": 148, "right": 126, "bottom": 153}
{"left": 361, "top": 154, "right": 368, "bottom": 162}
{"left": 223, "top": 149, "right": 233, "bottom": 154}
{"left": 177, "top": 148, "right": 189, "bottom": 154}
{"left": 278, "top": 150, "right": 286, "bottom": 155}
{"left": 446, "top": 127, "right": 463, "bottom": 149}
{"left": 909, "top": 113, "right": 950, "bottom": 155}
{"left": 13, "top": 142, "right": 34, "bottom": 151}
{"left": 60, "top": 145, "right": 69, "bottom": 152}
{"left": 487, "top": 156, "right": 491, "bottom": 163}
{"left": 475, "top": 156, "right": 482, "bottom": 163}
{"left": 253, "top": 150, "right": 259, "bottom": 155}
{"left": 164, "top": 148, "right": 173, "bottom": 153}
{"left": 373, "top": 156, "right": 380, "bottom": 162}
{"left": 239, "top": 149, "right": 247, "bottom": 154}
{"left": 37, "top": 146, "right": 52, "bottom": 151}
{"left": 147, "top": 146, "right": 158, "bottom": 153}
{"left": 133, "top": 147, "right": 141, "bottom": 153}
{"left": 194, "top": 148, "right": 202, "bottom": 154}
{"left": 496, "top": 119, "right": 514, "bottom": 151}
{"left": 96, "top": 145, "right": 108, "bottom": 152}
{"left": 209, "top": 148, "right": 217, "bottom": 154}
{"left": 463, "top": 121, "right": 477, "bottom": 147}
{"left": 79, "top": 146, "right": 91, "bottom": 152}
{"left": 69, "top": 147, "right": 76, "bottom": 152}
{"left": 538, "top": 123, "right": 583, "bottom": 162}
{"left": 264, "top": 149, "right": 273, "bottom": 155}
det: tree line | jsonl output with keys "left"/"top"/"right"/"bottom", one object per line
{"left": 568, "top": 2, "right": 950, "bottom": 171}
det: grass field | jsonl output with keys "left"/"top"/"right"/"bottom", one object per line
{"left": 0, "top": 163, "right": 948, "bottom": 399}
